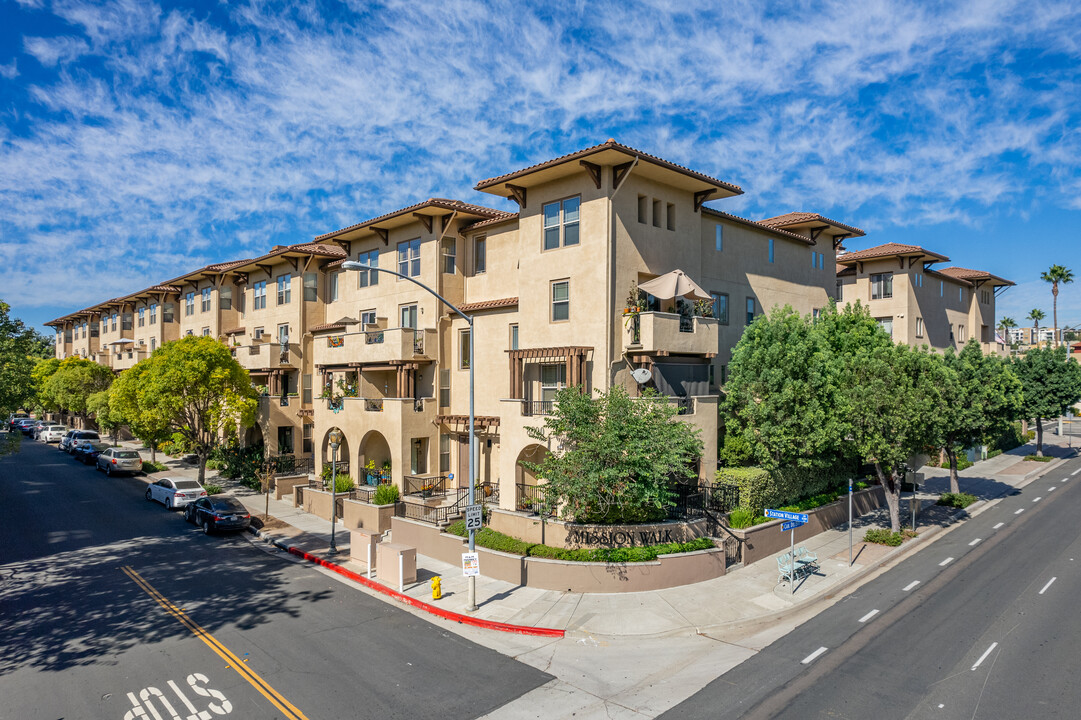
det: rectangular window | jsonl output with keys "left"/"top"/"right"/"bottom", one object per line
{"left": 958, "top": 325, "right": 966, "bottom": 343}
{"left": 302, "top": 424, "right": 313, "bottom": 455}
{"left": 916, "top": 317, "right": 924, "bottom": 337}
{"left": 638, "top": 195, "right": 648, "bottom": 224}
{"left": 878, "top": 317, "right": 893, "bottom": 337}
{"left": 745, "top": 297, "right": 756, "bottom": 326}
{"left": 328, "top": 272, "right": 339, "bottom": 302}
{"left": 914, "top": 273, "right": 923, "bottom": 288}
{"left": 813, "top": 308, "right": 821, "bottom": 321}
{"left": 940, "top": 281, "right": 944, "bottom": 297}
{"left": 150, "top": 337, "right": 156, "bottom": 352}
{"left": 162, "top": 305, "right": 173, "bottom": 323}
{"left": 277, "top": 427, "right": 294, "bottom": 455}
{"left": 397, "top": 238, "right": 421, "bottom": 278}
{"left": 551, "top": 280, "right": 570, "bottom": 322}
{"left": 711, "top": 292, "right": 729, "bottom": 325}
{"left": 112, "top": 313, "right": 118, "bottom": 331}
{"left": 870, "top": 273, "right": 893, "bottom": 300}
{"left": 411, "top": 438, "right": 428, "bottom": 475}
{"left": 715, "top": 225, "right": 723, "bottom": 252}
{"left": 122, "top": 313, "right": 133, "bottom": 332}
{"left": 276, "top": 275, "right": 291, "bottom": 305}
{"left": 474, "top": 236, "right": 486, "bottom": 274}
{"left": 818, "top": 252, "right": 825, "bottom": 270}
{"left": 254, "top": 327, "right": 265, "bottom": 340}
{"left": 811, "top": 251, "right": 818, "bottom": 268}
{"left": 303, "top": 273, "right": 318, "bottom": 302}
{"left": 959, "top": 287, "right": 964, "bottom": 302}
{"left": 439, "top": 434, "right": 451, "bottom": 473}
{"left": 202, "top": 327, "right": 210, "bottom": 337}
{"left": 201, "top": 287, "right": 212, "bottom": 313}
{"left": 400, "top": 304, "right": 418, "bottom": 330}
{"left": 138, "top": 308, "right": 145, "bottom": 327}
{"left": 460, "top": 329, "right": 471, "bottom": 369}
{"left": 541, "top": 364, "right": 567, "bottom": 402}
{"left": 768, "top": 238, "right": 775, "bottom": 263}
{"left": 542, "top": 196, "right": 580, "bottom": 249}
{"left": 185, "top": 292, "right": 195, "bottom": 316}
{"left": 439, "top": 369, "right": 451, "bottom": 408}
{"left": 219, "top": 286, "right": 232, "bottom": 311}
{"left": 359, "top": 310, "right": 377, "bottom": 327}
{"left": 302, "top": 374, "right": 312, "bottom": 404}
{"left": 442, "top": 238, "right": 456, "bottom": 274}
{"left": 509, "top": 323, "right": 519, "bottom": 350}
{"left": 253, "top": 281, "right": 267, "bottom": 310}
{"left": 277, "top": 324, "right": 289, "bottom": 345}
{"left": 652, "top": 199, "right": 661, "bottom": 228}
{"left": 356, "top": 249, "right": 379, "bottom": 287}
{"left": 666, "top": 203, "right": 675, "bottom": 231}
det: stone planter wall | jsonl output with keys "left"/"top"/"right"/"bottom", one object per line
{"left": 341, "top": 498, "right": 396, "bottom": 534}
{"left": 299, "top": 488, "right": 335, "bottom": 522}
{"left": 487, "top": 508, "right": 710, "bottom": 549}
{"left": 727, "top": 486, "right": 885, "bottom": 567}
{"left": 274, "top": 475, "right": 309, "bottom": 501}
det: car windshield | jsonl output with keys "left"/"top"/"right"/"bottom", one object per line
{"left": 116, "top": 451, "right": 140, "bottom": 459}
{"left": 79, "top": 432, "right": 100, "bottom": 439}
{"left": 174, "top": 481, "right": 201, "bottom": 490}
{"left": 48, "top": 426, "right": 65, "bottom": 431}
{"left": 211, "top": 499, "right": 245, "bottom": 512}
{"left": 88, "top": 443, "right": 110, "bottom": 450}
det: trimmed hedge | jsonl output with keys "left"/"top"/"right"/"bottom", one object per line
{"left": 864, "top": 528, "right": 917, "bottom": 546}
{"left": 444, "top": 521, "right": 716, "bottom": 562}
{"left": 937, "top": 492, "right": 977, "bottom": 509}
{"left": 716, "top": 465, "right": 855, "bottom": 516}
{"left": 1024, "top": 455, "right": 1053, "bottom": 462}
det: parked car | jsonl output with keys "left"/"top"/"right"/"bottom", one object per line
{"left": 7, "top": 414, "right": 28, "bottom": 432}
{"left": 95, "top": 447, "right": 143, "bottom": 476}
{"left": 184, "top": 497, "right": 251, "bottom": 535}
{"left": 146, "top": 478, "right": 207, "bottom": 509}
{"left": 60, "top": 430, "right": 100, "bottom": 453}
{"left": 15, "top": 418, "right": 37, "bottom": 435}
{"left": 29, "top": 420, "right": 49, "bottom": 438}
{"left": 40, "top": 425, "right": 68, "bottom": 443}
{"left": 73, "top": 441, "right": 112, "bottom": 465}
{"left": 69, "top": 432, "right": 103, "bottom": 455}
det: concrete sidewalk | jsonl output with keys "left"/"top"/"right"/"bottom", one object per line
{"left": 123, "top": 436, "right": 1076, "bottom": 639}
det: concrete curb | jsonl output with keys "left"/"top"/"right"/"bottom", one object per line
{"left": 246, "top": 526, "right": 565, "bottom": 639}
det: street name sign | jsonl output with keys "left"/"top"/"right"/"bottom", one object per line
{"left": 464, "top": 504, "right": 483, "bottom": 531}
{"left": 781, "top": 520, "right": 806, "bottom": 532}
{"left": 765, "top": 509, "right": 809, "bottom": 523}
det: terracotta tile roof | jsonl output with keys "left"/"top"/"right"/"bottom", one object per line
{"left": 315, "top": 198, "right": 511, "bottom": 241}
{"left": 205, "top": 259, "right": 253, "bottom": 272}
{"left": 836, "top": 263, "right": 855, "bottom": 277}
{"left": 700, "top": 207, "right": 816, "bottom": 245}
{"left": 310, "top": 322, "right": 347, "bottom": 333}
{"left": 460, "top": 212, "right": 520, "bottom": 233}
{"left": 147, "top": 284, "right": 181, "bottom": 293}
{"left": 836, "top": 243, "right": 949, "bottom": 264}
{"left": 758, "top": 211, "right": 865, "bottom": 237}
{"left": 925, "top": 268, "right": 973, "bottom": 287}
{"left": 459, "top": 297, "right": 519, "bottom": 313}
{"left": 937, "top": 267, "right": 1014, "bottom": 286}
{"left": 473, "top": 139, "right": 743, "bottom": 195}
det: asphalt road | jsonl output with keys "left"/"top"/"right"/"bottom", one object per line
{"left": 0, "top": 439, "right": 551, "bottom": 720}
{"left": 661, "top": 454, "right": 1081, "bottom": 720}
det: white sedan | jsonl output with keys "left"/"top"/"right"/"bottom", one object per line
{"left": 145, "top": 478, "right": 208, "bottom": 509}
{"left": 39, "top": 425, "right": 68, "bottom": 443}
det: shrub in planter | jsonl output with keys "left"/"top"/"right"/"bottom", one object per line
{"left": 726, "top": 507, "right": 756, "bottom": 529}
{"left": 1024, "top": 454, "right": 1053, "bottom": 462}
{"left": 203, "top": 483, "right": 224, "bottom": 495}
{"left": 864, "top": 528, "right": 917, "bottom": 546}
{"left": 372, "top": 484, "right": 399, "bottom": 505}
{"left": 937, "top": 492, "right": 977, "bottom": 509}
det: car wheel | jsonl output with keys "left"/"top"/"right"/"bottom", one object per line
{"left": 202, "top": 519, "right": 213, "bottom": 535}
{"left": 185, "top": 507, "right": 194, "bottom": 524}
{"left": 145, "top": 488, "right": 152, "bottom": 501}
{"left": 167, "top": 497, "right": 173, "bottom": 510}
{"left": 105, "top": 465, "right": 112, "bottom": 477}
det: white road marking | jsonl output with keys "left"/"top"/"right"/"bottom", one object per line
{"left": 1072, "top": 468, "right": 1080, "bottom": 476}
{"left": 969, "top": 538, "right": 982, "bottom": 546}
{"left": 1015, "top": 509, "right": 1025, "bottom": 515}
{"left": 1049, "top": 487, "right": 1056, "bottom": 492}
{"left": 1039, "top": 577, "right": 1057, "bottom": 595}
{"left": 1033, "top": 497, "right": 1042, "bottom": 503}
{"left": 993, "top": 522, "right": 1004, "bottom": 529}
{"left": 940, "top": 557, "right": 955, "bottom": 566}
{"left": 972, "top": 642, "right": 998, "bottom": 671}
{"left": 802, "top": 647, "right": 828, "bottom": 664}
{"left": 938, "top": 704, "right": 945, "bottom": 708}
{"left": 903, "top": 581, "right": 921, "bottom": 591}
{"left": 859, "top": 609, "right": 880, "bottom": 623}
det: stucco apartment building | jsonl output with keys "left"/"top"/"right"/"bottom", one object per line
{"left": 47, "top": 140, "right": 860, "bottom": 509}
{"left": 835, "top": 243, "right": 1013, "bottom": 354}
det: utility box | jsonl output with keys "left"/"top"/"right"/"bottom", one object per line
{"left": 350, "top": 528, "right": 383, "bottom": 568}
{"left": 378, "top": 542, "right": 417, "bottom": 588}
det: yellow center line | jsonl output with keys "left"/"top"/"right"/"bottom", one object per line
{"left": 121, "top": 565, "right": 310, "bottom": 720}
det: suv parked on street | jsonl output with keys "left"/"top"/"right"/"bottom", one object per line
{"left": 60, "top": 430, "right": 100, "bottom": 454}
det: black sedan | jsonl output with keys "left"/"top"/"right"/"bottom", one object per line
{"left": 72, "top": 441, "right": 112, "bottom": 465}
{"left": 184, "top": 496, "right": 251, "bottom": 535}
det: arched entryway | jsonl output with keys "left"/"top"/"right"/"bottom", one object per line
{"left": 358, "top": 430, "right": 392, "bottom": 486}
{"left": 244, "top": 423, "right": 264, "bottom": 450}
{"left": 321, "top": 429, "right": 351, "bottom": 478}
{"left": 515, "top": 444, "right": 548, "bottom": 512}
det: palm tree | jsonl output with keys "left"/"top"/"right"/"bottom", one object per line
{"left": 1028, "top": 308, "right": 1046, "bottom": 346}
{"left": 1040, "top": 265, "right": 1074, "bottom": 347}
{"left": 998, "top": 316, "right": 1017, "bottom": 348}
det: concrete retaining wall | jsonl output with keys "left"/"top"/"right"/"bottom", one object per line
{"left": 487, "top": 508, "right": 709, "bottom": 549}
{"left": 300, "top": 488, "right": 335, "bottom": 522}
{"left": 341, "top": 498, "right": 396, "bottom": 534}
{"left": 275, "top": 475, "right": 309, "bottom": 501}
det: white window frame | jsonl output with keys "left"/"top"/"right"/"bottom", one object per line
{"left": 253, "top": 281, "right": 267, "bottom": 310}
{"left": 356, "top": 250, "right": 379, "bottom": 287}
{"left": 542, "top": 196, "right": 580, "bottom": 250}
{"left": 397, "top": 238, "right": 421, "bottom": 278}
{"left": 201, "top": 287, "right": 212, "bottom": 313}
{"left": 551, "top": 280, "right": 570, "bottom": 322}
{"left": 474, "top": 236, "right": 486, "bottom": 275}
{"left": 276, "top": 274, "right": 291, "bottom": 305}
{"left": 870, "top": 273, "right": 893, "bottom": 300}
{"left": 540, "top": 364, "right": 567, "bottom": 402}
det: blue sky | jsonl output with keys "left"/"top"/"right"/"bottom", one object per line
{"left": 2, "top": 0, "right": 1079, "bottom": 334}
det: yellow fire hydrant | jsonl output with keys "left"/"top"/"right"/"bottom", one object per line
{"left": 431, "top": 576, "right": 442, "bottom": 600}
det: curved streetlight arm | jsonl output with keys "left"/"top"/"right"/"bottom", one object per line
{"left": 340, "top": 262, "right": 473, "bottom": 327}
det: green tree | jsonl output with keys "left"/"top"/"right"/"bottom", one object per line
{"left": 136, "top": 336, "right": 258, "bottom": 483}
{"left": 842, "top": 343, "right": 951, "bottom": 532}
{"left": 524, "top": 386, "right": 703, "bottom": 523}
{"left": 723, "top": 305, "right": 848, "bottom": 470}
{"left": 31, "top": 358, "right": 61, "bottom": 413}
{"left": 0, "top": 301, "right": 40, "bottom": 415}
{"left": 110, "top": 362, "right": 172, "bottom": 464}
{"left": 938, "top": 342, "right": 1023, "bottom": 492}
{"left": 1040, "top": 265, "right": 1074, "bottom": 347}
{"left": 41, "top": 357, "right": 113, "bottom": 420}
{"left": 1028, "top": 308, "right": 1046, "bottom": 343}
{"left": 1012, "top": 346, "right": 1081, "bottom": 456}
{"left": 87, "top": 389, "right": 125, "bottom": 446}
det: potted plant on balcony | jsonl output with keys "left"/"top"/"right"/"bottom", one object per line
{"left": 364, "top": 459, "right": 380, "bottom": 485}
{"left": 381, "top": 459, "right": 392, "bottom": 483}
{"left": 623, "top": 282, "right": 647, "bottom": 344}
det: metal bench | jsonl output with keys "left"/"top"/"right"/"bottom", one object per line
{"left": 778, "top": 548, "right": 820, "bottom": 584}
{"left": 777, "top": 553, "right": 798, "bottom": 584}
{"left": 794, "top": 546, "right": 819, "bottom": 575}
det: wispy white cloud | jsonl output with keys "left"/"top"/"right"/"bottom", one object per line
{"left": 2, "top": 0, "right": 1081, "bottom": 323}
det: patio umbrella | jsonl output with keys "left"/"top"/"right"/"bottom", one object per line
{"left": 636, "top": 269, "right": 711, "bottom": 301}
{"left": 106, "top": 338, "right": 134, "bottom": 345}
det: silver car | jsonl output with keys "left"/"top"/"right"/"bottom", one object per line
{"left": 40, "top": 426, "right": 68, "bottom": 443}
{"left": 145, "top": 478, "right": 207, "bottom": 509}
{"left": 60, "top": 430, "right": 99, "bottom": 453}
{"left": 96, "top": 447, "right": 143, "bottom": 476}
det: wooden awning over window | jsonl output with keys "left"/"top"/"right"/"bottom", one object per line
{"left": 507, "top": 346, "right": 592, "bottom": 399}
{"left": 435, "top": 415, "right": 501, "bottom": 434}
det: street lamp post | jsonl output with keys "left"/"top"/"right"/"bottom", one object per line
{"left": 341, "top": 261, "right": 478, "bottom": 611}
{"left": 328, "top": 426, "right": 343, "bottom": 555}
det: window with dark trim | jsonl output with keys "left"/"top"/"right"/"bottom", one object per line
{"left": 542, "top": 196, "right": 580, "bottom": 250}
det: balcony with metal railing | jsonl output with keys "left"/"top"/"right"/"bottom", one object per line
{"left": 312, "top": 327, "right": 436, "bottom": 367}
{"left": 233, "top": 340, "right": 302, "bottom": 371}
{"left": 623, "top": 311, "right": 718, "bottom": 355}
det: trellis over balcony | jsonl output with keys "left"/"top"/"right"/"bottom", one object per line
{"left": 623, "top": 311, "right": 719, "bottom": 356}
{"left": 507, "top": 346, "right": 592, "bottom": 416}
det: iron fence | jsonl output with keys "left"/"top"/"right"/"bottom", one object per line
{"left": 396, "top": 499, "right": 460, "bottom": 525}
{"left": 266, "top": 454, "right": 313, "bottom": 477}
{"left": 521, "top": 400, "right": 554, "bottom": 417}
{"left": 404, "top": 474, "right": 448, "bottom": 497}
{"left": 667, "top": 397, "right": 694, "bottom": 415}
{"left": 666, "top": 482, "right": 741, "bottom": 519}
{"left": 515, "top": 483, "right": 549, "bottom": 515}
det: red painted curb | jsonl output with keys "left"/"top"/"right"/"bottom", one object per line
{"left": 287, "top": 546, "right": 566, "bottom": 638}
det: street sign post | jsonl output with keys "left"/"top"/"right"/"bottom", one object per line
{"left": 848, "top": 479, "right": 854, "bottom": 566}
{"left": 464, "top": 504, "right": 483, "bottom": 532}
{"left": 765, "top": 509, "right": 809, "bottom": 523}
{"left": 767, "top": 509, "right": 811, "bottom": 595}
